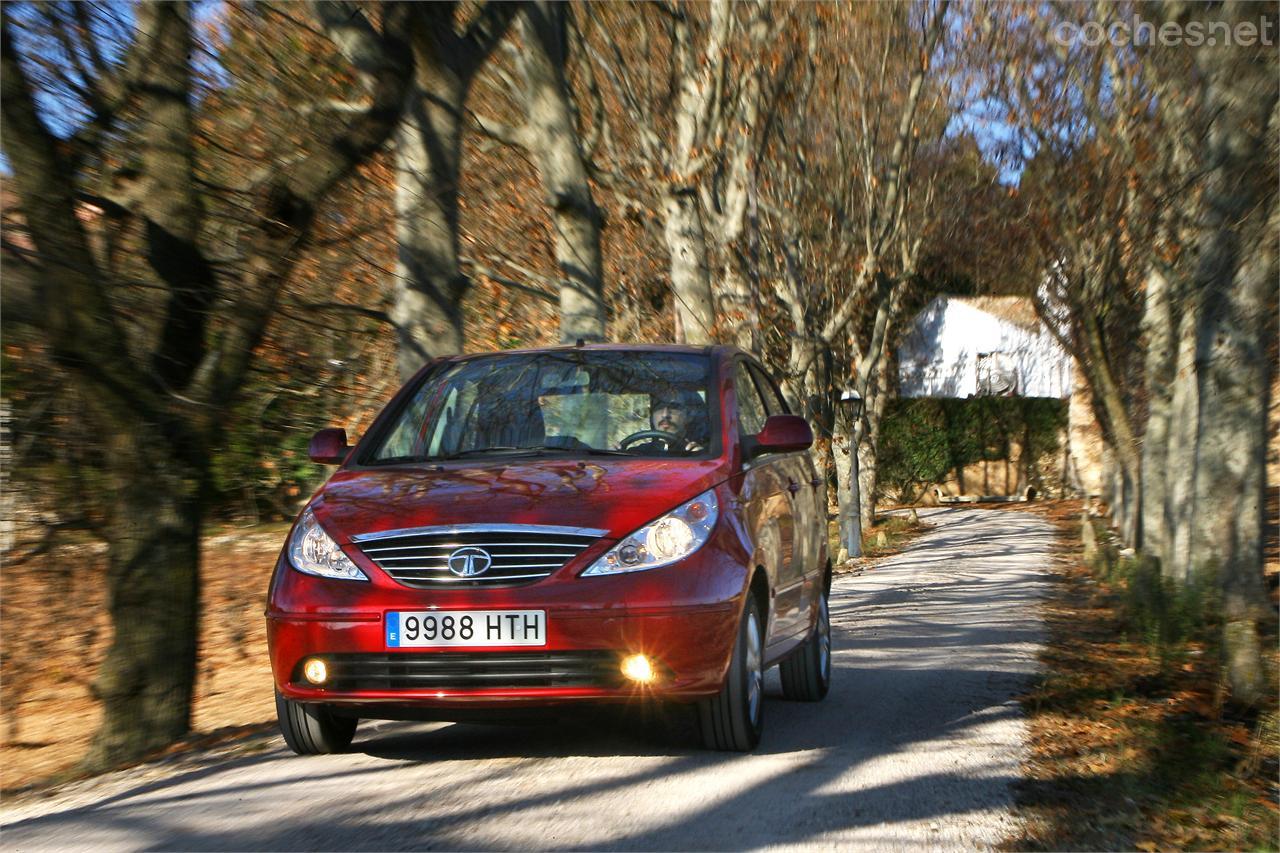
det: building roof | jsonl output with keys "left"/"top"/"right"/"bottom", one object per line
{"left": 951, "top": 296, "right": 1040, "bottom": 332}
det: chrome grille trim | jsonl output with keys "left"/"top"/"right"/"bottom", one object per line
{"left": 351, "top": 523, "right": 608, "bottom": 543}
{"left": 360, "top": 544, "right": 585, "bottom": 554}
{"left": 371, "top": 572, "right": 555, "bottom": 582}
{"left": 349, "top": 523, "right": 604, "bottom": 589}
{"left": 377, "top": 561, "right": 565, "bottom": 569}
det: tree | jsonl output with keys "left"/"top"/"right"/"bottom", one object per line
{"left": 472, "top": 1, "right": 608, "bottom": 344}
{"left": 586, "top": 0, "right": 784, "bottom": 347}
{"left": 0, "top": 0, "right": 413, "bottom": 769}
{"left": 758, "top": 0, "right": 953, "bottom": 536}
{"left": 385, "top": 2, "right": 519, "bottom": 378}
{"left": 1167, "top": 0, "right": 1277, "bottom": 705}
{"left": 984, "top": 0, "right": 1277, "bottom": 703}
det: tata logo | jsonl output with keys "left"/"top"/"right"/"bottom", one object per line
{"left": 447, "top": 547, "right": 493, "bottom": 577}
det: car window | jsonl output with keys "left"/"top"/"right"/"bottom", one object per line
{"left": 748, "top": 363, "right": 789, "bottom": 416}
{"left": 376, "top": 390, "right": 432, "bottom": 459}
{"left": 365, "top": 351, "right": 715, "bottom": 462}
{"left": 424, "top": 382, "right": 481, "bottom": 457}
{"left": 734, "top": 362, "right": 767, "bottom": 435}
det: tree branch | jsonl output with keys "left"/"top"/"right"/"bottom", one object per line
{"left": 0, "top": 8, "right": 152, "bottom": 423}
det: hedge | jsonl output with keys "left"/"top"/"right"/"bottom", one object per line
{"left": 877, "top": 396, "right": 1068, "bottom": 501}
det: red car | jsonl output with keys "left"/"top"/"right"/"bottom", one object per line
{"left": 267, "top": 344, "right": 831, "bottom": 754}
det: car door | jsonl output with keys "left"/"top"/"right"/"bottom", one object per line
{"left": 733, "top": 360, "right": 802, "bottom": 643}
{"left": 748, "top": 363, "right": 824, "bottom": 630}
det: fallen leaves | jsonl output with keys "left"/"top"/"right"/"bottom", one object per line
{"left": 999, "top": 500, "right": 1280, "bottom": 852}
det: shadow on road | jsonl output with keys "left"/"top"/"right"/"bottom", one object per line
{"left": 1, "top": 509, "right": 1050, "bottom": 851}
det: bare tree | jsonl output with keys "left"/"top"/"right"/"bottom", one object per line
{"left": 986, "top": 0, "right": 1277, "bottom": 703}
{"left": 473, "top": 2, "right": 608, "bottom": 343}
{"left": 0, "top": 1, "right": 412, "bottom": 769}
{"left": 763, "top": 0, "right": 952, "bottom": 536}
{"left": 586, "top": 1, "right": 784, "bottom": 346}
{"left": 1170, "top": 0, "right": 1277, "bottom": 704}
{"left": 387, "top": 3, "right": 519, "bottom": 378}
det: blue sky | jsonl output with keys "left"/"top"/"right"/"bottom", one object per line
{"left": 4, "top": 2, "right": 1025, "bottom": 186}
{"left": 2, "top": 0, "right": 228, "bottom": 163}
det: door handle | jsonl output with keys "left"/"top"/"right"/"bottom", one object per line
{"left": 787, "top": 480, "right": 801, "bottom": 495}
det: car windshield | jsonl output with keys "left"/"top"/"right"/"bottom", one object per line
{"left": 366, "top": 351, "right": 714, "bottom": 463}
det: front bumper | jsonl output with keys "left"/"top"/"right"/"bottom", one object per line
{"left": 266, "top": 525, "right": 750, "bottom": 709}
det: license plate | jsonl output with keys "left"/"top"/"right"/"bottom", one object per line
{"left": 386, "top": 610, "right": 546, "bottom": 648}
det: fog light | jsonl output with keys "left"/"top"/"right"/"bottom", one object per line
{"left": 620, "top": 654, "right": 656, "bottom": 684}
{"left": 302, "top": 657, "right": 328, "bottom": 685}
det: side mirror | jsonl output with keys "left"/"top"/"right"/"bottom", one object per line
{"left": 308, "top": 428, "right": 350, "bottom": 465}
{"left": 746, "top": 414, "right": 813, "bottom": 459}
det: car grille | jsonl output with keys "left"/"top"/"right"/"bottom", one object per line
{"left": 349, "top": 524, "right": 605, "bottom": 588}
{"left": 305, "top": 651, "right": 624, "bottom": 691}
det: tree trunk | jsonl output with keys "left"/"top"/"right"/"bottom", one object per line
{"left": 717, "top": 261, "right": 758, "bottom": 352}
{"left": 1181, "top": 12, "right": 1277, "bottom": 703}
{"left": 516, "top": 2, "right": 607, "bottom": 344}
{"left": 857, "top": 363, "right": 892, "bottom": 531}
{"left": 392, "top": 69, "right": 468, "bottom": 379}
{"left": 1139, "top": 266, "right": 1176, "bottom": 559}
{"left": 663, "top": 189, "right": 715, "bottom": 344}
{"left": 777, "top": 236, "right": 819, "bottom": 412}
{"left": 660, "top": 5, "right": 724, "bottom": 345}
{"left": 1193, "top": 228, "right": 1272, "bottom": 705}
{"left": 833, "top": 408, "right": 858, "bottom": 557}
{"left": 83, "top": 424, "right": 205, "bottom": 770}
{"left": 708, "top": 2, "right": 770, "bottom": 354}
{"left": 1078, "top": 301, "right": 1143, "bottom": 546}
{"left": 1162, "top": 302, "right": 1201, "bottom": 582}
{"left": 388, "top": 4, "right": 519, "bottom": 378}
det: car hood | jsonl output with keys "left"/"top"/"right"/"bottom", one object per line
{"left": 311, "top": 457, "right": 730, "bottom": 542}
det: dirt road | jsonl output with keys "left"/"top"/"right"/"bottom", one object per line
{"left": 1, "top": 508, "right": 1050, "bottom": 851}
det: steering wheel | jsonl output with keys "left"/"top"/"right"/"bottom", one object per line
{"left": 618, "top": 429, "right": 682, "bottom": 451}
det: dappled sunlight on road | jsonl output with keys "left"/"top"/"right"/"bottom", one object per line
{"left": 1, "top": 509, "right": 1049, "bottom": 851}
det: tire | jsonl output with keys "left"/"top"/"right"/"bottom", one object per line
{"left": 275, "top": 691, "right": 357, "bottom": 755}
{"left": 780, "top": 585, "right": 831, "bottom": 701}
{"left": 698, "top": 595, "right": 765, "bottom": 751}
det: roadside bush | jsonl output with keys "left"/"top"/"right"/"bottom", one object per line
{"left": 877, "top": 401, "right": 951, "bottom": 503}
{"left": 1118, "top": 555, "right": 1217, "bottom": 661}
{"left": 1085, "top": 518, "right": 1217, "bottom": 662}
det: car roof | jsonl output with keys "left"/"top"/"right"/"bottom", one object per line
{"left": 441, "top": 342, "right": 741, "bottom": 363}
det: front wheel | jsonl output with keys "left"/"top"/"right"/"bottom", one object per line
{"left": 780, "top": 586, "right": 831, "bottom": 701}
{"left": 275, "top": 691, "right": 357, "bottom": 755}
{"left": 698, "top": 595, "right": 765, "bottom": 751}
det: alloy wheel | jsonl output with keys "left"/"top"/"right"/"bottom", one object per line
{"left": 817, "top": 591, "right": 831, "bottom": 683}
{"left": 746, "top": 609, "right": 763, "bottom": 724}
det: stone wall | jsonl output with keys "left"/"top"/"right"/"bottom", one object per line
{"left": 1066, "top": 359, "right": 1105, "bottom": 496}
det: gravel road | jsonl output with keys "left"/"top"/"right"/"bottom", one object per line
{"left": 2, "top": 507, "right": 1050, "bottom": 851}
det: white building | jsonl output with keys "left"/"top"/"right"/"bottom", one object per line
{"left": 897, "top": 296, "right": 1073, "bottom": 399}
{"left": 896, "top": 295, "right": 1103, "bottom": 496}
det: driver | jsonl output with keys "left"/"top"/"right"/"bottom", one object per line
{"left": 629, "top": 390, "right": 707, "bottom": 454}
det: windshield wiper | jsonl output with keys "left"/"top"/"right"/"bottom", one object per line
{"left": 369, "top": 454, "right": 431, "bottom": 465}
{"left": 435, "top": 447, "right": 526, "bottom": 459}
{"left": 527, "top": 446, "right": 641, "bottom": 457}
{"left": 509, "top": 445, "right": 640, "bottom": 458}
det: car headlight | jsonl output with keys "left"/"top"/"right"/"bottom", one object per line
{"left": 582, "top": 489, "right": 719, "bottom": 576}
{"left": 288, "top": 507, "right": 367, "bottom": 581}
